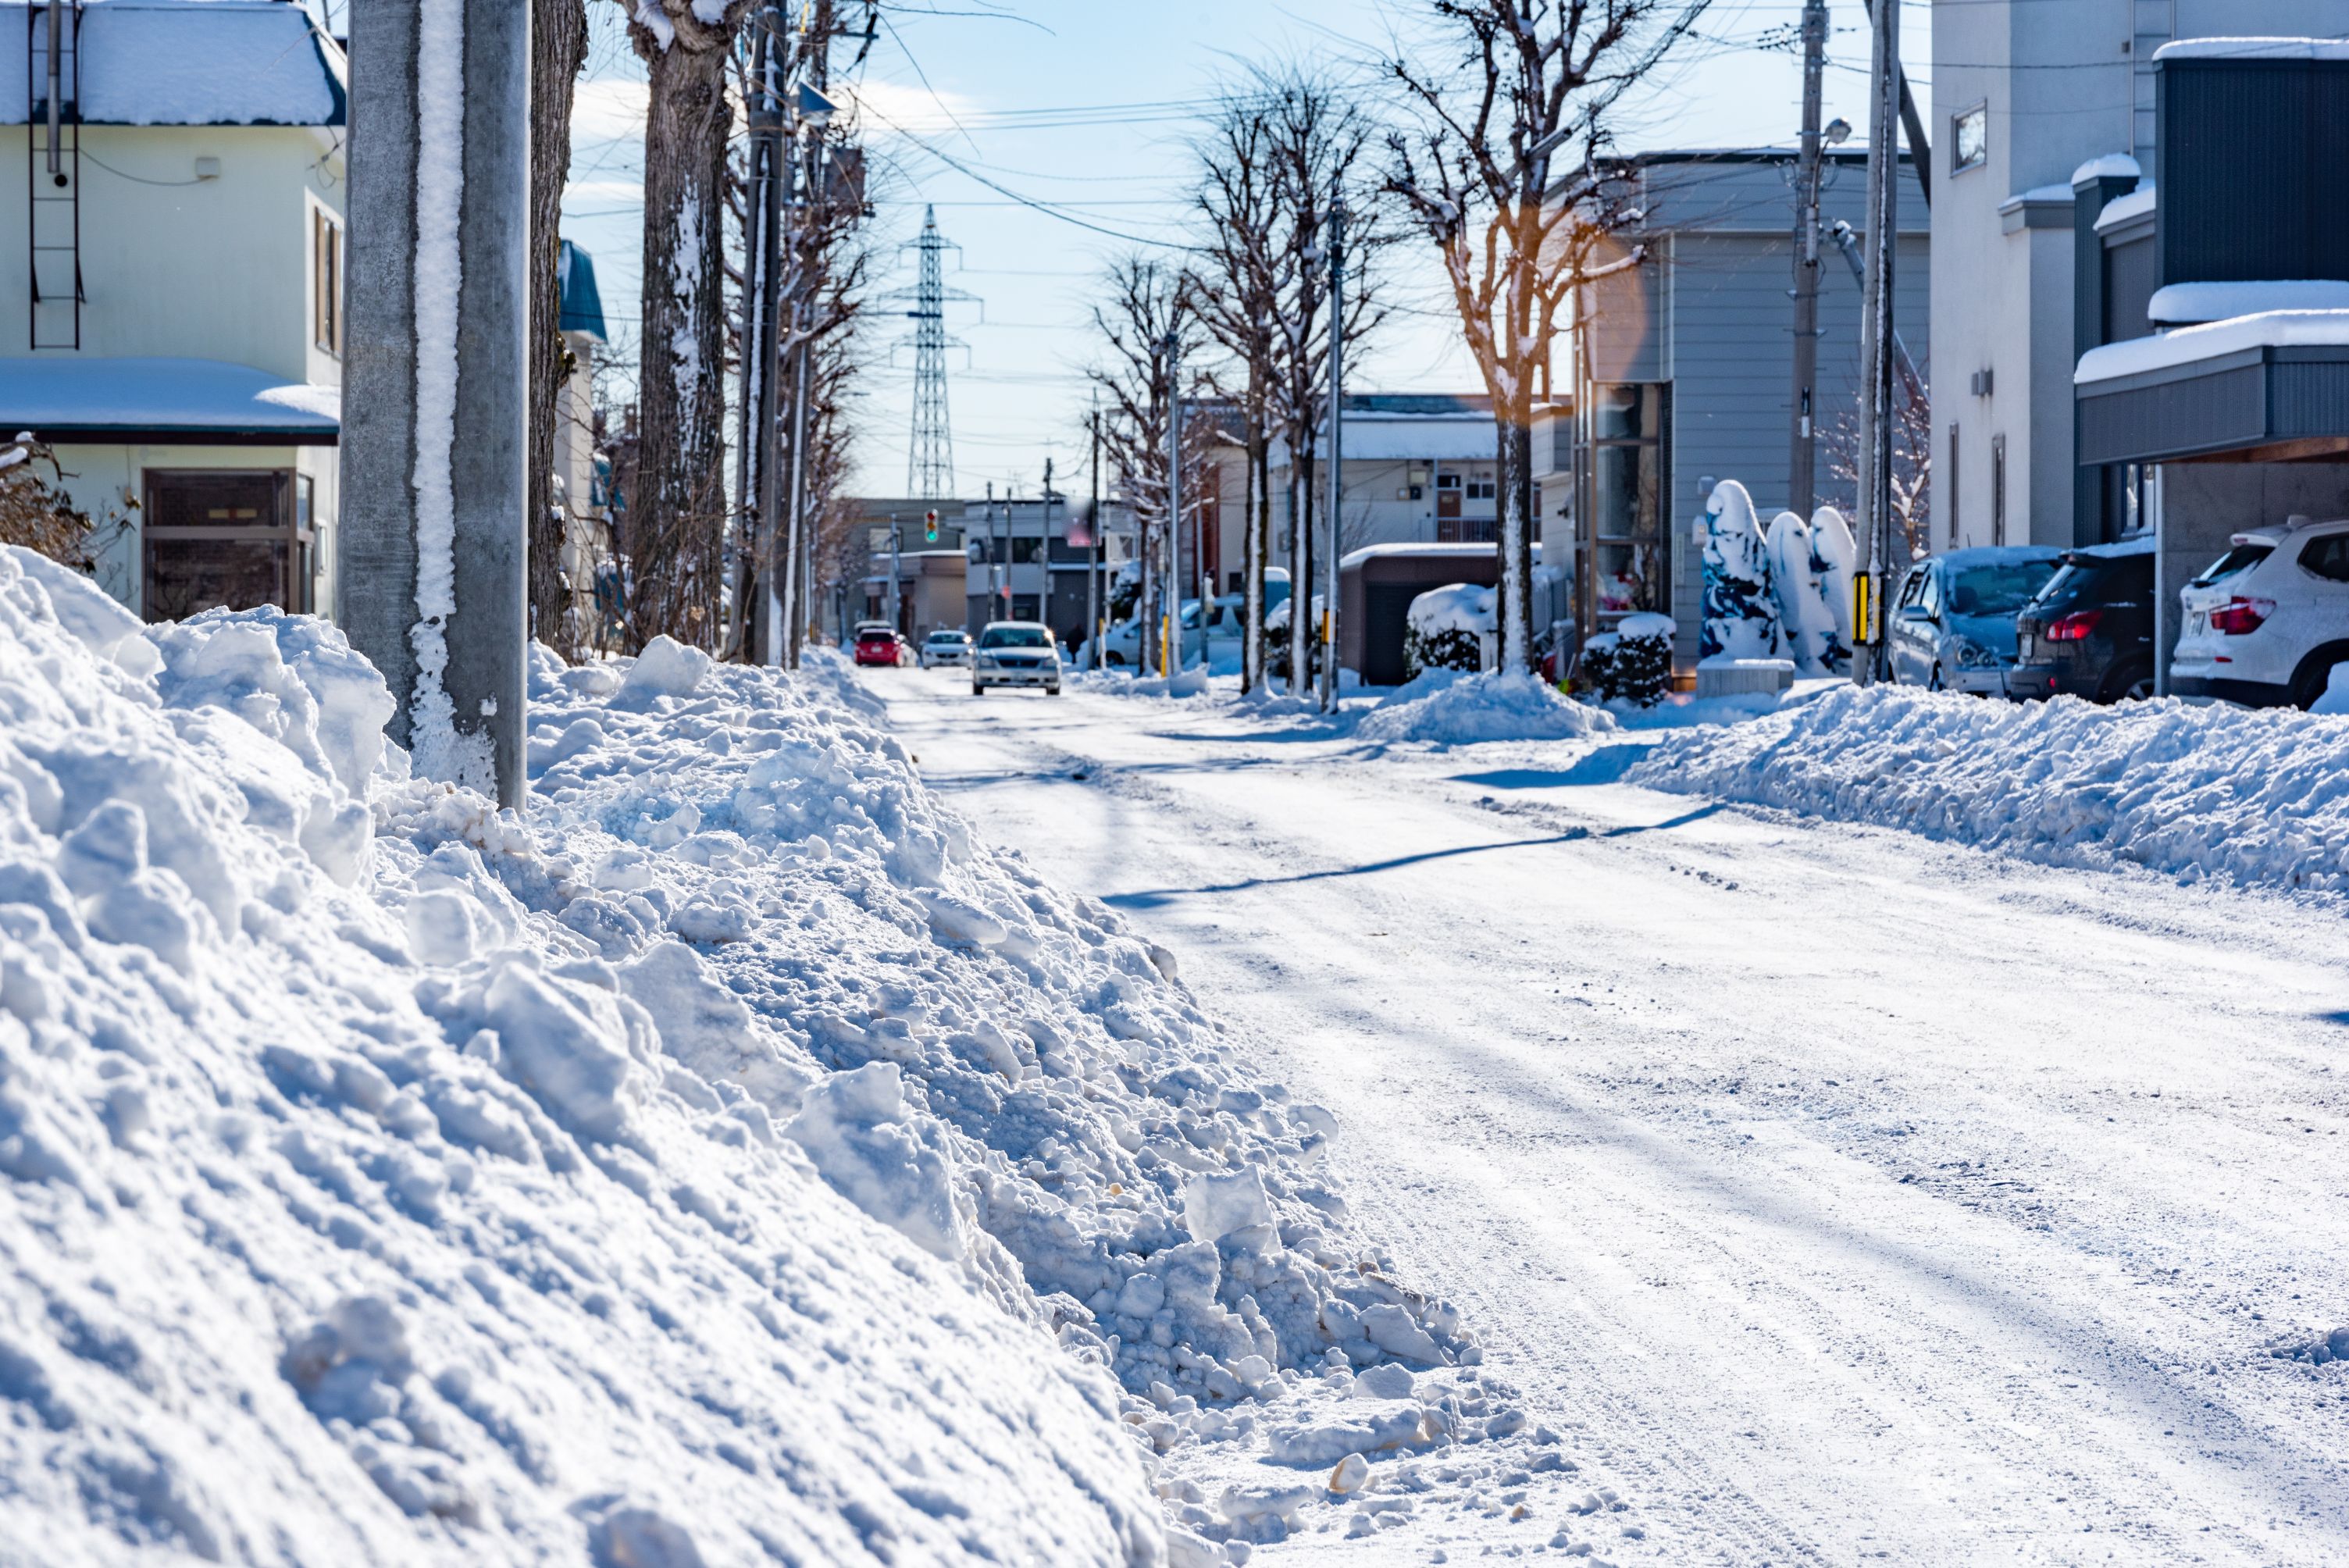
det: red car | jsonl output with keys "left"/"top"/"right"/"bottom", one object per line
{"left": 854, "top": 628, "right": 911, "bottom": 668}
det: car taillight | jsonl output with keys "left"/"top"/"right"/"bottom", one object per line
{"left": 2044, "top": 609, "right": 2103, "bottom": 642}
{"left": 2207, "top": 597, "right": 2275, "bottom": 635}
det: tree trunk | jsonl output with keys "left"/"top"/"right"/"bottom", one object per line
{"left": 1496, "top": 417, "right": 1536, "bottom": 674}
{"left": 527, "top": 0, "right": 586, "bottom": 660}
{"left": 1244, "top": 415, "right": 1267, "bottom": 694}
{"left": 629, "top": 18, "right": 739, "bottom": 652}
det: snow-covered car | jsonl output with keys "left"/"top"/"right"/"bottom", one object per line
{"left": 971, "top": 621, "right": 1062, "bottom": 695}
{"left": 853, "top": 628, "right": 912, "bottom": 668}
{"left": 918, "top": 629, "right": 972, "bottom": 668}
{"left": 1097, "top": 603, "right": 1205, "bottom": 670}
{"left": 2171, "top": 517, "right": 2349, "bottom": 707}
{"left": 1887, "top": 547, "right": 2064, "bottom": 696}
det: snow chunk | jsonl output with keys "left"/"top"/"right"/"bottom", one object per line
{"left": 785, "top": 1062, "right": 964, "bottom": 1260}
{"left": 615, "top": 635, "right": 714, "bottom": 706}
{"left": 1356, "top": 669, "right": 1616, "bottom": 746}
{"left": 1182, "top": 1167, "right": 1274, "bottom": 1245}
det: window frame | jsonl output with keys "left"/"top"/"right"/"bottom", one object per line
{"left": 1588, "top": 382, "right": 1670, "bottom": 623}
{"left": 1951, "top": 102, "right": 1988, "bottom": 176}
{"left": 141, "top": 467, "right": 310, "bottom": 619}
{"left": 312, "top": 207, "right": 344, "bottom": 356}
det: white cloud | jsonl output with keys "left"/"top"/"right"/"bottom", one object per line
{"left": 842, "top": 79, "right": 980, "bottom": 137}
{"left": 571, "top": 77, "right": 650, "bottom": 142}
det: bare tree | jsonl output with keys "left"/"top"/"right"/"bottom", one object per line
{"left": 1825, "top": 362, "right": 1931, "bottom": 562}
{"left": 1388, "top": 0, "right": 1710, "bottom": 672}
{"left": 1085, "top": 256, "right": 1210, "bottom": 675}
{"left": 620, "top": 0, "right": 752, "bottom": 651}
{"left": 1185, "top": 91, "right": 1281, "bottom": 693}
{"left": 1260, "top": 69, "right": 1387, "bottom": 694}
{"left": 528, "top": 0, "right": 590, "bottom": 659}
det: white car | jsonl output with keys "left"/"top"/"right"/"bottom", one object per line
{"left": 971, "top": 621, "right": 1062, "bottom": 695}
{"left": 2172, "top": 517, "right": 2349, "bottom": 707}
{"left": 918, "top": 629, "right": 972, "bottom": 668}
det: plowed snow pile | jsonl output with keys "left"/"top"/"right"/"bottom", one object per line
{"left": 0, "top": 548, "right": 1518, "bottom": 1566}
{"left": 1630, "top": 684, "right": 2349, "bottom": 894}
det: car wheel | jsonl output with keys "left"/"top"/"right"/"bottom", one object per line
{"left": 1046, "top": 685, "right": 1061, "bottom": 697}
{"left": 972, "top": 683, "right": 986, "bottom": 697}
{"left": 1927, "top": 663, "right": 1944, "bottom": 693}
{"left": 2098, "top": 660, "right": 2155, "bottom": 704}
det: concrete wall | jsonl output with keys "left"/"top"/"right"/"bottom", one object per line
{"left": 2152, "top": 461, "right": 2349, "bottom": 691}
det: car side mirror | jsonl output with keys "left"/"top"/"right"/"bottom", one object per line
{"left": 1901, "top": 604, "right": 1933, "bottom": 622}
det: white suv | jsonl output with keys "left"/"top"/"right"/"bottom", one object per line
{"left": 2172, "top": 518, "right": 2349, "bottom": 707}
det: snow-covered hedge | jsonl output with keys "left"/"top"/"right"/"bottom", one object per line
{"left": 1577, "top": 612, "right": 1674, "bottom": 706}
{"left": 1403, "top": 583, "right": 1492, "bottom": 681}
{"left": 0, "top": 546, "right": 1515, "bottom": 1563}
{"left": 1356, "top": 668, "right": 1616, "bottom": 746}
{"left": 1630, "top": 683, "right": 2349, "bottom": 895}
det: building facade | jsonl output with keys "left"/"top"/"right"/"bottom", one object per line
{"left": 1573, "top": 149, "right": 1930, "bottom": 665}
{"left": 1, "top": 0, "right": 348, "bottom": 621}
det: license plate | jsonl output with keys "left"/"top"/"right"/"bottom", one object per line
{"left": 2189, "top": 613, "right": 2206, "bottom": 635}
{"left": 2017, "top": 634, "right": 2034, "bottom": 660}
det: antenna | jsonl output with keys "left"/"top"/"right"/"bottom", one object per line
{"left": 891, "top": 205, "right": 980, "bottom": 500}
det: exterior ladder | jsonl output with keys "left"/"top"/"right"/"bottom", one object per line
{"left": 27, "top": 0, "right": 83, "bottom": 351}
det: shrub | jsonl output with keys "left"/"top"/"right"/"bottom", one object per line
{"left": 1403, "top": 583, "right": 1492, "bottom": 682}
{"left": 1577, "top": 613, "right": 1673, "bottom": 706}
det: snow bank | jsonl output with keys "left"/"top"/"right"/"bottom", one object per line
{"left": 1356, "top": 669, "right": 1616, "bottom": 746}
{"left": 1, "top": 546, "right": 1503, "bottom": 1562}
{"left": 1629, "top": 683, "right": 2349, "bottom": 895}
{"left": 0, "top": 549, "right": 1159, "bottom": 1563}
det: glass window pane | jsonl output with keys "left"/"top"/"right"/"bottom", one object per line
{"left": 1593, "top": 384, "right": 1656, "bottom": 441}
{"left": 144, "top": 537, "right": 287, "bottom": 621}
{"left": 1596, "top": 542, "right": 1666, "bottom": 615}
{"left": 148, "top": 473, "right": 280, "bottom": 530}
{"left": 1593, "top": 443, "right": 1659, "bottom": 540}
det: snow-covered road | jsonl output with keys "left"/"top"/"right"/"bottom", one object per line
{"left": 878, "top": 667, "right": 2349, "bottom": 1566}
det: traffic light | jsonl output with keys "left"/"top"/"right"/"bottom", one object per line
{"left": 923, "top": 509, "right": 939, "bottom": 543}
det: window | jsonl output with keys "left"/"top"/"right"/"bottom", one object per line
{"left": 1990, "top": 433, "right": 2007, "bottom": 547}
{"left": 1465, "top": 475, "right": 1496, "bottom": 502}
{"left": 1590, "top": 383, "right": 1668, "bottom": 619}
{"left": 312, "top": 208, "right": 343, "bottom": 355}
{"left": 1919, "top": 564, "right": 1943, "bottom": 619}
{"left": 142, "top": 470, "right": 301, "bottom": 620}
{"left": 2299, "top": 533, "right": 2349, "bottom": 584}
{"left": 1952, "top": 103, "right": 1987, "bottom": 175}
{"left": 1947, "top": 423, "right": 1961, "bottom": 548}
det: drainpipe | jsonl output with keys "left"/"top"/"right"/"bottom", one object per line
{"left": 46, "top": 0, "right": 64, "bottom": 180}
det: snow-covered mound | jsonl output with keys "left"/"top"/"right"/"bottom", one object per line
{"left": 0, "top": 547, "right": 1496, "bottom": 1564}
{"left": 1630, "top": 683, "right": 2349, "bottom": 894}
{"left": 0, "top": 549, "right": 1160, "bottom": 1564}
{"left": 1356, "top": 669, "right": 1616, "bottom": 746}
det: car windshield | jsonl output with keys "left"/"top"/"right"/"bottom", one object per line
{"left": 926, "top": 632, "right": 965, "bottom": 643}
{"left": 1946, "top": 561, "right": 2058, "bottom": 617}
{"left": 2194, "top": 542, "right": 2273, "bottom": 585}
{"left": 981, "top": 626, "right": 1050, "bottom": 649}
{"left": 857, "top": 630, "right": 893, "bottom": 642}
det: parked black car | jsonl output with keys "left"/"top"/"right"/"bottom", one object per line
{"left": 2008, "top": 540, "right": 2155, "bottom": 703}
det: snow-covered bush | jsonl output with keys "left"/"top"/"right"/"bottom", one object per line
{"left": 1403, "top": 583, "right": 1492, "bottom": 680}
{"left": 1356, "top": 668, "right": 1616, "bottom": 744}
{"left": 1577, "top": 611, "right": 1674, "bottom": 706}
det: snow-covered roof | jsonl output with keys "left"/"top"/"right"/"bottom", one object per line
{"left": 1338, "top": 541, "right": 1499, "bottom": 571}
{"left": 2001, "top": 184, "right": 2073, "bottom": 210}
{"left": 2076, "top": 310, "right": 2349, "bottom": 384}
{"left": 558, "top": 241, "right": 608, "bottom": 344}
{"left": 1275, "top": 414, "right": 1499, "bottom": 465}
{"left": 2150, "top": 280, "right": 2349, "bottom": 325}
{"left": 0, "top": 356, "right": 340, "bottom": 440}
{"left": 2154, "top": 37, "right": 2349, "bottom": 63}
{"left": 2071, "top": 153, "right": 2141, "bottom": 185}
{"left": 0, "top": 1, "right": 346, "bottom": 128}
{"left": 2095, "top": 184, "right": 2156, "bottom": 234}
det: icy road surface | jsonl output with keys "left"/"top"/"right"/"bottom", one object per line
{"left": 876, "top": 667, "right": 2349, "bottom": 1566}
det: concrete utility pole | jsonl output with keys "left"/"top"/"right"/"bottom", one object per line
{"left": 343, "top": 0, "right": 530, "bottom": 808}
{"left": 1855, "top": 0, "right": 1899, "bottom": 686}
{"left": 1320, "top": 200, "right": 1346, "bottom": 713}
{"left": 888, "top": 515, "right": 902, "bottom": 632}
{"left": 1787, "top": 0, "right": 1827, "bottom": 518}
{"left": 1166, "top": 333, "right": 1184, "bottom": 674}
{"left": 1085, "top": 402, "right": 1102, "bottom": 667}
{"left": 1041, "top": 456, "right": 1056, "bottom": 634}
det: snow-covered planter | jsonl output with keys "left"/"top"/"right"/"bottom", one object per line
{"left": 1403, "top": 583, "right": 1493, "bottom": 680}
{"left": 1577, "top": 612, "right": 1675, "bottom": 706}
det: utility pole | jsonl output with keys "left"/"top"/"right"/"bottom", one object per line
{"left": 1787, "top": 0, "right": 1827, "bottom": 518}
{"left": 983, "top": 479, "right": 997, "bottom": 622}
{"left": 1855, "top": 0, "right": 1899, "bottom": 685}
{"left": 1166, "top": 333, "right": 1183, "bottom": 674}
{"left": 889, "top": 515, "right": 902, "bottom": 633}
{"left": 343, "top": 0, "right": 529, "bottom": 807}
{"left": 1086, "top": 401, "right": 1103, "bottom": 668}
{"left": 1042, "top": 455, "right": 1056, "bottom": 635}
{"left": 1320, "top": 200, "right": 1346, "bottom": 713}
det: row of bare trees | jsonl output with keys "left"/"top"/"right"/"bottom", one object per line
{"left": 1088, "top": 1, "right": 1716, "bottom": 685}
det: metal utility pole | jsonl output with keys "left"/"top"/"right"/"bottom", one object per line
{"left": 902, "top": 206, "right": 968, "bottom": 497}
{"left": 1042, "top": 456, "right": 1056, "bottom": 635}
{"left": 1855, "top": 0, "right": 1900, "bottom": 685}
{"left": 1320, "top": 201, "right": 1346, "bottom": 713}
{"left": 735, "top": 3, "right": 782, "bottom": 665}
{"left": 1166, "top": 333, "right": 1183, "bottom": 674}
{"left": 983, "top": 479, "right": 998, "bottom": 622}
{"left": 342, "top": 0, "right": 529, "bottom": 807}
{"left": 888, "top": 516, "right": 902, "bottom": 632}
{"left": 1787, "top": 0, "right": 1828, "bottom": 518}
{"left": 1086, "top": 401, "right": 1103, "bottom": 668}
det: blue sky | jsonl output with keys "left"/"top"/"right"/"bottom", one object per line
{"left": 557, "top": 1, "right": 1934, "bottom": 501}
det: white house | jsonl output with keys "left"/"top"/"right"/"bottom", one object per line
{"left": 0, "top": 0, "right": 347, "bottom": 619}
{"left": 1266, "top": 394, "right": 1503, "bottom": 561}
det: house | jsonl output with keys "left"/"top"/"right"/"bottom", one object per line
{"left": 1929, "top": 0, "right": 2344, "bottom": 551}
{"left": 958, "top": 494, "right": 1134, "bottom": 647}
{"left": 846, "top": 496, "right": 971, "bottom": 642}
{"left": 0, "top": 0, "right": 347, "bottom": 620}
{"left": 1567, "top": 149, "right": 1930, "bottom": 668}
{"left": 2069, "top": 37, "right": 2349, "bottom": 690}
{"left": 1260, "top": 394, "right": 1506, "bottom": 566}
{"left": 554, "top": 239, "right": 615, "bottom": 646}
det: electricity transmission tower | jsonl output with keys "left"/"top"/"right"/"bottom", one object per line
{"left": 897, "top": 205, "right": 977, "bottom": 498}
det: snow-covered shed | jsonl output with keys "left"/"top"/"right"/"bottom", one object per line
{"left": 0, "top": 0, "right": 348, "bottom": 621}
